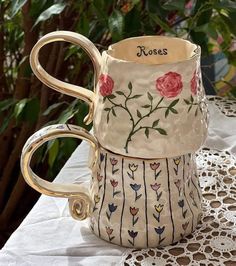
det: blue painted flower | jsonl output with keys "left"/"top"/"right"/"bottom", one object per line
{"left": 178, "top": 199, "right": 184, "bottom": 208}
{"left": 128, "top": 230, "right": 138, "bottom": 238}
{"left": 108, "top": 203, "right": 117, "bottom": 213}
{"left": 130, "top": 183, "right": 141, "bottom": 191}
{"left": 155, "top": 226, "right": 165, "bottom": 235}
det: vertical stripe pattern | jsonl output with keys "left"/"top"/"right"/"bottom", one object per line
{"left": 97, "top": 153, "right": 107, "bottom": 237}
{"left": 143, "top": 161, "right": 148, "bottom": 247}
{"left": 183, "top": 155, "right": 194, "bottom": 232}
{"left": 120, "top": 158, "right": 125, "bottom": 246}
{"left": 166, "top": 158, "right": 175, "bottom": 243}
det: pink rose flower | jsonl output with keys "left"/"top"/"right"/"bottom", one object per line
{"left": 191, "top": 70, "right": 199, "bottom": 95}
{"left": 156, "top": 72, "right": 183, "bottom": 98}
{"left": 99, "top": 74, "right": 114, "bottom": 96}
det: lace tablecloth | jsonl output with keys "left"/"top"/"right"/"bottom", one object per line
{"left": 0, "top": 96, "right": 236, "bottom": 266}
{"left": 122, "top": 147, "right": 236, "bottom": 265}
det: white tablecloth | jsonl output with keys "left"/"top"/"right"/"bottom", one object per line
{"left": 0, "top": 97, "right": 236, "bottom": 265}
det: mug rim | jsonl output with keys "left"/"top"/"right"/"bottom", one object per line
{"left": 105, "top": 35, "right": 201, "bottom": 66}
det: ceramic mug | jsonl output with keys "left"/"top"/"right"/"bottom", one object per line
{"left": 30, "top": 31, "right": 208, "bottom": 158}
{"left": 21, "top": 124, "right": 202, "bottom": 248}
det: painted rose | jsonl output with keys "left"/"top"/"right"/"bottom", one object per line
{"left": 191, "top": 70, "right": 198, "bottom": 95}
{"left": 156, "top": 72, "right": 183, "bottom": 98}
{"left": 99, "top": 74, "right": 114, "bottom": 96}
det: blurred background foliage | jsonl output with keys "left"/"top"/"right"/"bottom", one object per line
{"left": 0, "top": 0, "right": 235, "bottom": 246}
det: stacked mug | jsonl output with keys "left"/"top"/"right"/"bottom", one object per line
{"left": 21, "top": 32, "right": 209, "bottom": 248}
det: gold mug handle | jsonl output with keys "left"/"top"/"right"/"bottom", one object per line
{"left": 20, "top": 124, "right": 98, "bottom": 220}
{"left": 30, "top": 31, "right": 102, "bottom": 125}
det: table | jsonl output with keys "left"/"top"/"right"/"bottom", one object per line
{"left": 0, "top": 96, "right": 236, "bottom": 266}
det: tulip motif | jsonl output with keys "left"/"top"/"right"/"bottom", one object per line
{"left": 130, "top": 207, "right": 139, "bottom": 226}
{"left": 178, "top": 199, "right": 187, "bottom": 218}
{"left": 93, "top": 194, "right": 100, "bottom": 212}
{"left": 106, "top": 203, "right": 118, "bottom": 221}
{"left": 150, "top": 183, "right": 162, "bottom": 201}
{"left": 110, "top": 179, "right": 121, "bottom": 197}
{"left": 180, "top": 221, "right": 189, "bottom": 238}
{"left": 173, "top": 156, "right": 181, "bottom": 175}
{"left": 154, "top": 226, "right": 165, "bottom": 245}
{"left": 153, "top": 204, "right": 164, "bottom": 222}
{"left": 150, "top": 162, "right": 162, "bottom": 180}
{"left": 128, "top": 230, "right": 138, "bottom": 246}
{"left": 106, "top": 226, "right": 115, "bottom": 241}
{"left": 127, "top": 163, "right": 138, "bottom": 180}
{"left": 174, "top": 179, "right": 181, "bottom": 196}
{"left": 110, "top": 157, "right": 119, "bottom": 174}
{"left": 130, "top": 183, "right": 142, "bottom": 201}
{"left": 97, "top": 173, "right": 103, "bottom": 191}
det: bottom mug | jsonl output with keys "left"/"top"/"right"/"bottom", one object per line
{"left": 21, "top": 124, "right": 202, "bottom": 248}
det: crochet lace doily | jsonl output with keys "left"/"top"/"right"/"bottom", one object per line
{"left": 208, "top": 96, "right": 236, "bottom": 117}
{"left": 120, "top": 147, "right": 236, "bottom": 266}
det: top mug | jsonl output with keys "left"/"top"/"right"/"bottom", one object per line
{"left": 30, "top": 31, "right": 208, "bottom": 158}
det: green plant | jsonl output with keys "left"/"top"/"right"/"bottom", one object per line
{"left": 0, "top": 0, "right": 235, "bottom": 246}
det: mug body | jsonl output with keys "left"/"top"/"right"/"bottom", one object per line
{"left": 89, "top": 146, "right": 202, "bottom": 248}
{"left": 93, "top": 36, "right": 209, "bottom": 158}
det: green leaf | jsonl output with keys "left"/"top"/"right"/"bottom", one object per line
{"left": 184, "top": 99, "right": 190, "bottom": 105}
{"left": 128, "top": 82, "right": 132, "bottom": 91}
{"left": 147, "top": 92, "right": 153, "bottom": 101}
{"left": 163, "top": 0, "right": 185, "bottom": 12}
{"left": 34, "top": 3, "right": 67, "bottom": 27}
{"left": 131, "top": 94, "right": 142, "bottom": 99}
{"left": 152, "top": 119, "right": 159, "bottom": 127}
{"left": 0, "top": 113, "right": 14, "bottom": 134}
{"left": 149, "top": 13, "right": 176, "bottom": 34}
{"left": 170, "top": 108, "right": 178, "bottom": 114}
{"left": 145, "top": 128, "right": 149, "bottom": 138}
{"left": 0, "top": 98, "right": 16, "bottom": 112}
{"left": 107, "top": 94, "right": 116, "bottom": 99}
{"left": 190, "top": 95, "right": 194, "bottom": 103}
{"left": 188, "top": 105, "right": 193, "bottom": 113}
{"left": 165, "top": 108, "right": 169, "bottom": 118}
{"left": 142, "top": 104, "right": 151, "bottom": 108}
{"left": 43, "top": 102, "right": 66, "bottom": 116}
{"left": 169, "top": 99, "right": 179, "bottom": 108}
{"left": 48, "top": 139, "right": 59, "bottom": 168}
{"left": 58, "top": 108, "right": 78, "bottom": 124}
{"left": 14, "top": 98, "right": 29, "bottom": 120}
{"left": 107, "top": 111, "right": 110, "bottom": 123}
{"left": 111, "top": 108, "right": 116, "bottom": 117}
{"left": 116, "top": 91, "right": 125, "bottom": 96}
{"left": 214, "top": 0, "right": 236, "bottom": 10}
{"left": 137, "top": 110, "right": 142, "bottom": 118}
{"left": 108, "top": 9, "right": 124, "bottom": 41}
{"left": 156, "top": 128, "right": 167, "bottom": 135}
{"left": 11, "top": 0, "right": 27, "bottom": 17}
{"left": 22, "top": 98, "right": 40, "bottom": 124}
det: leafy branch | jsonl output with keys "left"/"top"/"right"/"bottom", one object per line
{"left": 184, "top": 95, "right": 203, "bottom": 116}
{"left": 103, "top": 82, "right": 179, "bottom": 153}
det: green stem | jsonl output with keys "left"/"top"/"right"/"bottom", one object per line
{"left": 124, "top": 97, "right": 166, "bottom": 153}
